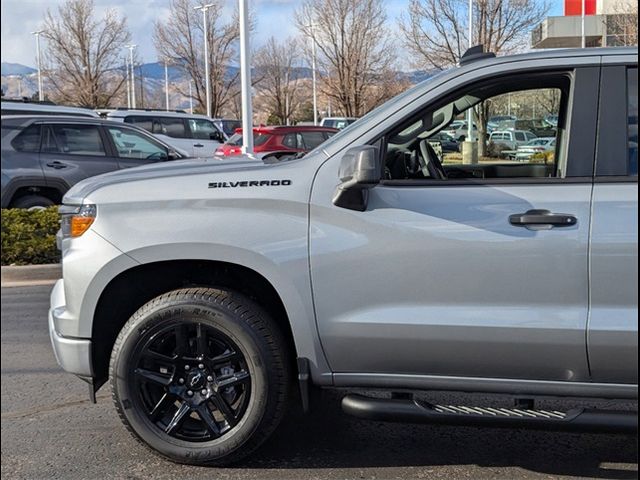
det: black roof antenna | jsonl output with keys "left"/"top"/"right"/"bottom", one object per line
{"left": 459, "top": 45, "right": 496, "bottom": 66}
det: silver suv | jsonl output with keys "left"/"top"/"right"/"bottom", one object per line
{"left": 49, "top": 47, "right": 638, "bottom": 465}
{"left": 105, "top": 109, "right": 225, "bottom": 157}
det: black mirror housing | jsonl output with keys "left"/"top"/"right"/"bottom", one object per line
{"left": 333, "top": 145, "right": 381, "bottom": 211}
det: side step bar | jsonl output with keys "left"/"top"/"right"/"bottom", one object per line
{"left": 342, "top": 394, "right": 638, "bottom": 433}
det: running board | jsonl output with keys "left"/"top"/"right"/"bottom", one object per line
{"left": 342, "top": 394, "right": 637, "bottom": 433}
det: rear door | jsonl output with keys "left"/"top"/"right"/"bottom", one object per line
{"left": 588, "top": 64, "right": 638, "bottom": 384}
{"left": 40, "top": 122, "right": 118, "bottom": 188}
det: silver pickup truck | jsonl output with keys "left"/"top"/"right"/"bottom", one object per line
{"left": 49, "top": 47, "right": 638, "bottom": 465}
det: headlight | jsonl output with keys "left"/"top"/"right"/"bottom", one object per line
{"left": 60, "top": 204, "right": 96, "bottom": 239}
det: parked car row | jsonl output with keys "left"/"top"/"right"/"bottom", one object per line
{"left": 1, "top": 102, "right": 347, "bottom": 209}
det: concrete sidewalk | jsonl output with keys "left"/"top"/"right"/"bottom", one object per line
{"left": 1, "top": 264, "right": 61, "bottom": 287}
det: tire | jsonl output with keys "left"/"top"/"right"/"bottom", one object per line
{"left": 11, "top": 195, "right": 55, "bottom": 210}
{"left": 110, "top": 287, "right": 291, "bottom": 465}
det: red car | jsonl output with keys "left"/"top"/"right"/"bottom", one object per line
{"left": 214, "top": 125, "right": 339, "bottom": 157}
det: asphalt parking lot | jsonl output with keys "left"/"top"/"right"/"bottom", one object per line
{"left": 1, "top": 284, "right": 638, "bottom": 480}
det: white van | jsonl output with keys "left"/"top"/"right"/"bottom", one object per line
{"left": 106, "top": 109, "right": 225, "bottom": 157}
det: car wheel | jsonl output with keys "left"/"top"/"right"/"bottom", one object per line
{"left": 110, "top": 287, "right": 291, "bottom": 465}
{"left": 11, "top": 195, "right": 55, "bottom": 210}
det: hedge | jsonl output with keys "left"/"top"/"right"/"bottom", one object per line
{"left": 1, "top": 207, "right": 61, "bottom": 266}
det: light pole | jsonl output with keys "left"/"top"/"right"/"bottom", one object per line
{"left": 581, "top": 0, "right": 586, "bottom": 48}
{"left": 306, "top": 23, "right": 319, "bottom": 126}
{"left": 124, "top": 56, "right": 131, "bottom": 108}
{"left": 195, "top": 3, "right": 214, "bottom": 117}
{"left": 164, "top": 59, "right": 170, "bottom": 111}
{"left": 189, "top": 80, "right": 194, "bottom": 114}
{"left": 126, "top": 44, "right": 137, "bottom": 108}
{"left": 31, "top": 30, "right": 45, "bottom": 101}
{"left": 466, "top": 0, "right": 473, "bottom": 143}
{"left": 238, "top": 0, "right": 254, "bottom": 154}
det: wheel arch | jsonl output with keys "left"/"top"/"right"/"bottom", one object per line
{"left": 91, "top": 259, "right": 314, "bottom": 390}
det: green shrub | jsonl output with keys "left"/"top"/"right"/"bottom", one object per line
{"left": 1, "top": 207, "right": 61, "bottom": 265}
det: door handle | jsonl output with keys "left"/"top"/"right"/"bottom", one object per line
{"left": 46, "top": 161, "right": 68, "bottom": 169}
{"left": 193, "top": 143, "right": 204, "bottom": 148}
{"left": 509, "top": 209, "right": 577, "bottom": 229}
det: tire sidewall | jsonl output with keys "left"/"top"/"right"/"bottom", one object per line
{"left": 111, "top": 293, "right": 278, "bottom": 464}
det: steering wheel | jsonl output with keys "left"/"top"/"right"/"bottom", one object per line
{"left": 146, "top": 151, "right": 168, "bottom": 160}
{"left": 418, "top": 139, "right": 447, "bottom": 180}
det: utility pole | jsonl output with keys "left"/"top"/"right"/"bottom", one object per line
{"left": 126, "top": 44, "right": 137, "bottom": 108}
{"left": 189, "top": 80, "right": 194, "bottom": 114}
{"left": 239, "top": 0, "right": 254, "bottom": 153}
{"left": 31, "top": 30, "right": 44, "bottom": 101}
{"left": 195, "top": 3, "right": 214, "bottom": 117}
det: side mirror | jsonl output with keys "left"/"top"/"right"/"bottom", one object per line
{"left": 167, "top": 150, "right": 180, "bottom": 160}
{"left": 332, "top": 145, "right": 381, "bottom": 211}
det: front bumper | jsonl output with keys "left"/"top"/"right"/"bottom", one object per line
{"left": 48, "top": 279, "right": 94, "bottom": 377}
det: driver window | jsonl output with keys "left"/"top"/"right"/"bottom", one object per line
{"left": 383, "top": 78, "right": 568, "bottom": 182}
{"left": 107, "top": 127, "right": 168, "bottom": 160}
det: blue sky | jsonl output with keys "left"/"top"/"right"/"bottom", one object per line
{"left": 1, "top": 0, "right": 563, "bottom": 68}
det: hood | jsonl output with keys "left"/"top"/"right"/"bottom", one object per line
{"left": 62, "top": 155, "right": 283, "bottom": 205}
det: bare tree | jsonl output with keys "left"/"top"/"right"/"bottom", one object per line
{"left": 296, "top": 0, "right": 397, "bottom": 117}
{"left": 400, "top": 0, "right": 550, "bottom": 70}
{"left": 154, "top": 0, "right": 247, "bottom": 117}
{"left": 254, "top": 37, "right": 304, "bottom": 125}
{"left": 401, "top": 0, "right": 549, "bottom": 155}
{"left": 606, "top": 1, "right": 638, "bottom": 46}
{"left": 41, "top": 0, "right": 131, "bottom": 108}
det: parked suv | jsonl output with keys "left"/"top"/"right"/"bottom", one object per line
{"left": 489, "top": 129, "right": 537, "bottom": 150}
{"left": 49, "top": 47, "right": 638, "bottom": 466}
{"left": 215, "top": 125, "right": 338, "bottom": 157}
{"left": 1, "top": 100, "right": 100, "bottom": 118}
{"left": 106, "top": 109, "right": 225, "bottom": 157}
{"left": 1, "top": 116, "right": 185, "bottom": 209}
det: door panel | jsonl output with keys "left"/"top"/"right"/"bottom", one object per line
{"left": 588, "top": 183, "right": 638, "bottom": 383}
{"left": 310, "top": 182, "right": 592, "bottom": 381}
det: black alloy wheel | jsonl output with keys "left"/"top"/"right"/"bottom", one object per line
{"left": 110, "top": 288, "right": 291, "bottom": 465}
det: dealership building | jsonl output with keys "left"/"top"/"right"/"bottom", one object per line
{"left": 532, "top": 0, "right": 638, "bottom": 48}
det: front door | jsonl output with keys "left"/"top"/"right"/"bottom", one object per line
{"left": 309, "top": 67, "right": 600, "bottom": 383}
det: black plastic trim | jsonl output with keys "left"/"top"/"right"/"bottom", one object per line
{"left": 595, "top": 66, "right": 629, "bottom": 176}
{"left": 342, "top": 394, "right": 637, "bottom": 433}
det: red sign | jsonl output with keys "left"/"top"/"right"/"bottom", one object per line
{"left": 565, "top": 0, "right": 596, "bottom": 15}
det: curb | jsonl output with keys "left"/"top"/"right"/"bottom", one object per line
{"left": 1, "top": 264, "right": 61, "bottom": 287}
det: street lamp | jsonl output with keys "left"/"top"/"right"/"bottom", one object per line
{"left": 124, "top": 56, "right": 131, "bottom": 108}
{"left": 194, "top": 3, "right": 215, "bottom": 117}
{"left": 31, "top": 30, "right": 45, "bottom": 101}
{"left": 238, "top": 0, "right": 254, "bottom": 154}
{"left": 125, "top": 44, "right": 137, "bottom": 108}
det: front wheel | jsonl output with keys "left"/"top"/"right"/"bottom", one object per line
{"left": 110, "top": 287, "right": 291, "bottom": 465}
